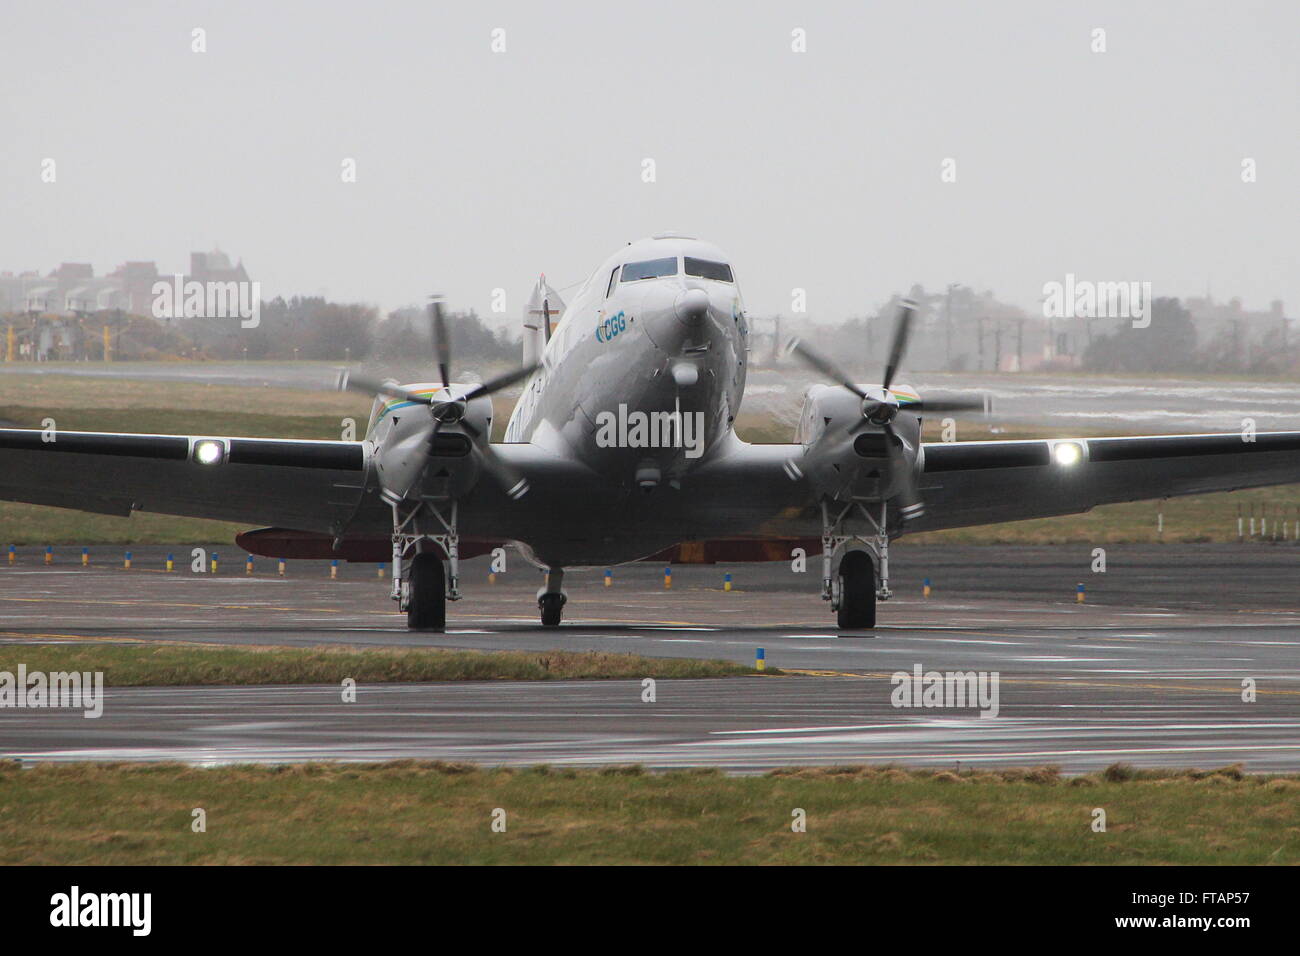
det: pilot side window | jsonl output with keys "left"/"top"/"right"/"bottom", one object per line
{"left": 621, "top": 257, "right": 678, "bottom": 282}
{"left": 684, "top": 257, "right": 733, "bottom": 281}
{"left": 606, "top": 267, "right": 619, "bottom": 298}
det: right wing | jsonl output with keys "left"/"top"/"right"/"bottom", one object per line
{"left": 0, "top": 428, "right": 370, "bottom": 534}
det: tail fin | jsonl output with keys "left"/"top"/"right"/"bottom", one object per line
{"left": 523, "top": 274, "right": 565, "bottom": 366}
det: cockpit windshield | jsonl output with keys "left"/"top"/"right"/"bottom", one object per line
{"left": 621, "top": 257, "right": 678, "bottom": 282}
{"left": 684, "top": 257, "right": 733, "bottom": 281}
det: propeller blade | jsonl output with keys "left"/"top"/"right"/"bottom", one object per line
{"left": 430, "top": 298, "right": 451, "bottom": 390}
{"left": 787, "top": 339, "right": 868, "bottom": 400}
{"left": 881, "top": 298, "right": 916, "bottom": 392}
{"left": 460, "top": 419, "right": 530, "bottom": 499}
{"left": 477, "top": 443, "right": 530, "bottom": 500}
{"left": 336, "top": 370, "right": 431, "bottom": 405}
{"left": 459, "top": 362, "right": 539, "bottom": 402}
{"left": 882, "top": 422, "right": 925, "bottom": 522}
{"left": 911, "top": 397, "right": 988, "bottom": 414}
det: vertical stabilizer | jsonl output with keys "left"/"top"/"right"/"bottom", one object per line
{"left": 523, "top": 274, "right": 565, "bottom": 366}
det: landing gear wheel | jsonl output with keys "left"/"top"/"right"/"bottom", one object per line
{"left": 539, "top": 593, "right": 565, "bottom": 627}
{"left": 836, "top": 550, "right": 877, "bottom": 630}
{"left": 407, "top": 553, "right": 446, "bottom": 632}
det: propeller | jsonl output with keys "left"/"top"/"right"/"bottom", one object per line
{"left": 786, "top": 297, "right": 985, "bottom": 522}
{"left": 337, "top": 297, "right": 538, "bottom": 501}
{"left": 431, "top": 298, "right": 451, "bottom": 389}
{"left": 788, "top": 339, "right": 869, "bottom": 401}
{"left": 336, "top": 371, "right": 432, "bottom": 406}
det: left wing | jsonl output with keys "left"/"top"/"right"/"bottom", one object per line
{"left": 656, "top": 430, "right": 1300, "bottom": 547}
{"left": 911, "top": 431, "right": 1300, "bottom": 532}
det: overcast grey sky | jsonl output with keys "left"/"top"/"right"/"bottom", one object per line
{"left": 2, "top": 0, "right": 1296, "bottom": 322}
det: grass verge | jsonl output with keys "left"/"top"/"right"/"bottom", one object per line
{"left": 0, "top": 642, "right": 760, "bottom": 686}
{"left": 1, "top": 762, "right": 1295, "bottom": 865}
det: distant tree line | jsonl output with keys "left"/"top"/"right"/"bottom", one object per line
{"left": 170, "top": 297, "right": 518, "bottom": 362}
{"left": 1082, "top": 298, "right": 1299, "bottom": 376}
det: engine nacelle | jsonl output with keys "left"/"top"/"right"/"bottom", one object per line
{"left": 366, "top": 385, "right": 495, "bottom": 501}
{"left": 794, "top": 383, "right": 924, "bottom": 501}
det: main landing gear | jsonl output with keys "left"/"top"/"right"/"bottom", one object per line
{"left": 821, "top": 499, "right": 893, "bottom": 632}
{"left": 836, "top": 550, "right": 876, "bottom": 629}
{"left": 390, "top": 498, "right": 460, "bottom": 633}
{"left": 406, "top": 553, "right": 446, "bottom": 631}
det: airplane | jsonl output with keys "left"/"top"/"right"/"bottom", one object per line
{"left": 3, "top": 230, "right": 1300, "bottom": 632}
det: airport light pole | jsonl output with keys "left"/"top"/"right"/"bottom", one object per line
{"left": 944, "top": 283, "right": 955, "bottom": 369}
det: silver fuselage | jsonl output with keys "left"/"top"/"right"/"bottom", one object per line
{"left": 360, "top": 236, "right": 902, "bottom": 568}
{"left": 505, "top": 236, "right": 748, "bottom": 479}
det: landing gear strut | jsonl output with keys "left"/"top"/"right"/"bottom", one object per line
{"left": 538, "top": 567, "right": 566, "bottom": 627}
{"left": 822, "top": 499, "right": 891, "bottom": 632}
{"left": 390, "top": 498, "right": 461, "bottom": 633}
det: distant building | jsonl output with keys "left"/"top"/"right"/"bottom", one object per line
{"left": 189, "top": 249, "right": 250, "bottom": 286}
{"left": 0, "top": 248, "right": 252, "bottom": 322}
{"left": 1184, "top": 294, "right": 1288, "bottom": 343}
{"left": 108, "top": 261, "right": 162, "bottom": 316}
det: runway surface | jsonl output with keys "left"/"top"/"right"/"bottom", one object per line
{"left": 2, "top": 545, "right": 1299, "bottom": 772}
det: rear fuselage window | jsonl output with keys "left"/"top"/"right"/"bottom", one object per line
{"left": 621, "top": 257, "right": 678, "bottom": 282}
{"left": 684, "top": 257, "right": 733, "bottom": 281}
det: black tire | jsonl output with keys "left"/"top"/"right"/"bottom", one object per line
{"left": 539, "top": 593, "right": 564, "bottom": 627}
{"left": 407, "top": 553, "right": 446, "bottom": 632}
{"left": 836, "top": 550, "right": 877, "bottom": 630}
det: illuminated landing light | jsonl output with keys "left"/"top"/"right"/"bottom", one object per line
{"left": 1053, "top": 441, "right": 1083, "bottom": 466}
{"left": 193, "top": 439, "right": 226, "bottom": 465}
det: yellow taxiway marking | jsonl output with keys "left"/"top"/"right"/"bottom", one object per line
{"left": 0, "top": 630, "right": 116, "bottom": 642}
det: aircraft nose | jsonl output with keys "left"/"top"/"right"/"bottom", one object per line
{"left": 674, "top": 288, "right": 710, "bottom": 326}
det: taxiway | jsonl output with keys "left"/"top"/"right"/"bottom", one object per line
{"left": 2, "top": 545, "right": 1298, "bottom": 772}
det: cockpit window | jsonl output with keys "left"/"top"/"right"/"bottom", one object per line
{"left": 621, "top": 257, "right": 678, "bottom": 282}
{"left": 684, "top": 257, "right": 733, "bottom": 281}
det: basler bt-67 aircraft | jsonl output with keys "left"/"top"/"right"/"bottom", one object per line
{"left": 3, "top": 232, "right": 1299, "bottom": 631}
